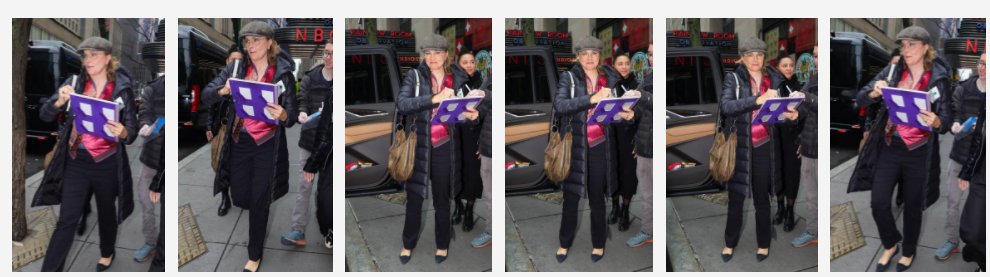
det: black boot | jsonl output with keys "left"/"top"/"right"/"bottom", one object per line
{"left": 452, "top": 199, "right": 463, "bottom": 225}
{"left": 608, "top": 197, "right": 619, "bottom": 225}
{"left": 218, "top": 190, "right": 231, "bottom": 217}
{"left": 783, "top": 200, "right": 796, "bottom": 232}
{"left": 773, "top": 197, "right": 785, "bottom": 225}
{"left": 618, "top": 199, "right": 631, "bottom": 232}
{"left": 462, "top": 200, "right": 475, "bottom": 232}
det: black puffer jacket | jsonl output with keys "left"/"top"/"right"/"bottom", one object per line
{"left": 151, "top": 130, "right": 165, "bottom": 193}
{"left": 633, "top": 73, "right": 653, "bottom": 158}
{"left": 297, "top": 64, "right": 332, "bottom": 152}
{"left": 140, "top": 74, "right": 166, "bottom": 169}
{"left": 719, "top": 65, "right": 786, "bottom": 196}
{"left": 553, "top": 65, "right": 621, "bottom": 197}
{"left": 202, "top": 51, "right": 298, "bottom": 207}
{"left": 453, "top": 64, "right": 485, "bottom": 158}
{"left": 475, "top": 75, "right": 493, "bottom": 158}
{"left": 304, "top": 83, "right": 332, "bottom": 176}
{"left": 949, "top": 76, "right": 986, "bottom": 163}
{"left": 798, "top": 75, "right": 818, "bottom": 159}
{"left": 34, "top": 68, "right": 139, "bottom": 224}
{"left": 848, "top": 57, "right": 953, "bottom": 210}
{"left": 959, "top": 109, "right": 985, "bottom": 185}
{"left": 394, "top": 62, "right": 468, "bottom": 198}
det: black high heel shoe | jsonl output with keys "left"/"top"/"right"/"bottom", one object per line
{"left": 896, "top": 256, "right": 914, "bottom": 272}
{"left": 556, "top": 248, "right": 569, "bottom": 263}
{"left": 591, "top": 248, "right": 605, "bottom": 262}
{"left": 399, "top": 248, "right": 412, "bottom": 264}
{"left": 242, "top": 259, "right": 262, "bottom": 272}
{"left": 96, "top": 253, "right": 114, "bottom": 272}
{"left": 721, "top": 247, "right": 734, "bottom": 262}
{"left": 875, "top": 245, "right": 899, "bottom": 272}
{"left": 218, "top": 191, "right": 231, "bottom": 217}
{"left": 756, "top": 248, "right": 770, "bottom": 262}
{"left": 435, "top": 249, "right": 449, "bottom": 264}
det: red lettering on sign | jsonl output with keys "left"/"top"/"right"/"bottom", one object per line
{"left": 314, "top": 28, "right": 324, "bottom": 42}
{"left": 966, "top": 39, "right": 981, "bottom": 53}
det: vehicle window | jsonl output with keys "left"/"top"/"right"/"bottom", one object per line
{"left": 26, "top": 51, "right": 55, "bottom": 96}
{"left": 830, "top": 42, "right": 856, "bottom": 89}
{"left": 346, "top": 54, "right": 394, "bottom": 105}
{"left": 505, "top": 54, "right": 551, "bottom": 105}
{"left": 178, "top": 39, "right": 188, "bottom": 86}
{"left": 666, "top": 55, "right": 718, "bottom": 106}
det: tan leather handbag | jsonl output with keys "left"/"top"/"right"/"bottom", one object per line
{"left": 210, "top": 121, "right": 227, "bottom": 172}
{"left": 709, "top": 73, "right": 740, "bottom": 183}
{"left": 544, "top": 72, "right": 576, "bottom": 183}
{"left": 387, "top": 69, "right": 421, "bottom": 182}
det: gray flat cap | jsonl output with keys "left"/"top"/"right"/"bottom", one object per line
{"left": 573, "top": 36, "right": 603, "bottom": 54}
{"left": 418, "top": 34, "right": 449, "bottom": 53}
{"left": 77, "top": 37, "right": 112, "bottom": 54}
{"left": 239, "top": 21, "right": 274, "bottom": 39}
{"left": 739, "top": 37, "right": 767, "bottom": 55}
{"left": 896, "top": 26, "right": 931, "bottom": 45}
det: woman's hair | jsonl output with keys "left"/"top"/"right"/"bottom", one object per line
{"left": 923, "top": 44, "right": 937, "bottom": 71}
{"left": 776, "top": 52, "right": 796, "bottom": 65}
{"left": 459, "top": 51, "right": 475, "bottom": 61}
{"left": 266, "top": 39, "right": 280, "bottom": 66}
{"left": 228, "top": 45, "right": 241, "bottom": 57}
{"left": 106, "top": 55, "right": 120, "bottom": 83}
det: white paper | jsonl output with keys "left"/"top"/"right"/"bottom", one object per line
{"left": 596, "top": 115, "right": 607, "bottom": 122}
{"left": 613, "top": 114, "right": 622, "bottom": 121}
{"left": 457, "top": 113, "right": 467, "bottom": 121}
{"left": 104, "top": 125, "right": 114, "bottom": 137}
{"left": 891, "top": 95, "right": 905, "bottom": 107}
{"left": 622, "top": 102, "right": 634, "bottom": 110}
{"left": 787, "top": 102, "right": 799, "bottom": 110}
{"left": 82, "top": 120, "right": 94, "bottom": 132}
{"left": 778, "top": 114, "right": 786, "bottom": 121}
{"left": 761, "top": 114, "right": 772, "bottom": 122}
{"left": 446, "top": 103, "right": 457, "bottom": 112}
{"left": 243, "top": 105, "right": 255, "bottom": 116}
{"left": 917, "top": 114, "right": 929, "bottom": 126}
{"left": 239, "top": 88, "right": 253, "bottom": 100}
{"left": 913, "top": 98, "right": 927, "bottom": 110}
{"left": 102, "top": 107, "right": 115, "bottom": 121}
{"left": 80, "top": 103, "right": 93, "bottom": 116}
{"left": 896, "top": 111, "right": 908, "bottom": 122}
{"left": 603, "top": 103, "right": 615, "bottom": 111}
{"left": 262, "top": 90, "right": 275, "bottom": 103}
{"left": 769, "top": 103, "right": 780, "bottom": 111}
{"left": 440, "top": 115, "right": 451, "bottom": 122}
{"left": 264, "top": 108, "right": 274, "bottom": 120}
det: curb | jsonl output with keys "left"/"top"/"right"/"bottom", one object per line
{"left": 504, "top": 204, "right": 536, "bottom": 272}
{"left": 666, "top": 198, "right": 702, "bottom": 272}
{"left": 344, "top": 200, "right": 380, "bottom": 272}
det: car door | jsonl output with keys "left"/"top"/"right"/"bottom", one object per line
{"left": 505, "top": 47, "right": 561, "bottom": 196}
{"left": 344, "top": 45, "right": 404, "bottom": 197}
{"left": 665, "top": 48, "right": 724, "bottom": 196}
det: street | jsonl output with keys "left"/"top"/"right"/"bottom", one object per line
{"left": 178, "top": 126, "right": 332, "bottom": 272}
{"left": 830, "top": 135, "right": 980, "bottom": 271}
{"left": 505, "top": 192, "right": 653, "bottom": 272}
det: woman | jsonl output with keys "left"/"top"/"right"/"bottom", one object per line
{"left": 608, "top": 52, "right": 639, "bottom": 231}
{"left": 850, "top": 26, "right": 952, "bottom": 272}
{"left": 301, "top": 69, "right": 334, "bottom": 249}
{"left": 452, "top": 51, "right": 485, "bottom": 232}
{"left": 773, "top": 53, "right": 803, "bottom": 232}
{"left": 35, "top": 37, "right": 139, "bottom": 272}
{"left": 395, "top": 34, "right": 477, "bottom": 264}
{"left": 202, "top": 21, "right": 298, "bottom": 272}
{"left": 719, "top": 37, "right": 798, "bottom": 262}
{"left": 553, "top": 36, "right": 634, "bottom": 263}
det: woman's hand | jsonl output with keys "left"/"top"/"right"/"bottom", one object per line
{"left": 590, "top": 87, "right": 611, "bottom": 104}
{"left": 756, "top": 89, "right": 779, "bottom": 105}
{"left": 463, "top": 106, "right": 479, "bottom": 121}
{"left": 265, "top": 103, "right": 288, "bottom": 122}
{"left": 106, "top": 121, "right": 128, "bottom": 139}
{"left": 149, "top": 191, "right": 160, "bottom": 203}
{"left": 870, "top": 80, "right": 888, "bottom": 99}
{"left": 139, "top": 124, "right": 153, "bottom": 137}
{"left": 783, "top": 107, "right": 799, "bottom": 121}
{"left": 919, "top": 110, "right": 941, "bottom": 129}
{"left": 304, "top": 171, "right": 316, "bottom": 183}
{"left": 218, "top": 79, "right": 232, "bottom": 96}
{"left": 432, "top": 88, "right": 454, "bottom": 104}
{"left": 617, "top": 106, "right": 635, "bottom": 121}
{"left": 959, "top": 178, "right": 970, "bottom": 191}
{"left": 54, "top": 85, "right": 74, "bottom": 109}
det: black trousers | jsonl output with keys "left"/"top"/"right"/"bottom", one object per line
{"left": 457, "top": 127, "right": 483, "bottom": 200}
{"left": 42, "top": 149, "right": 119, "bottom": 272}
{"left": 403, "top": 142, "right": 452, "bottom": 249}
{"left": 778, "top": 134, "right": 802, "bottom": 199}
{"left": 871, "top": 138, "right": 928, "bottom": 257}
{"left": 316, "top": 169, "right": 332, "bottom": 238}
{"left": 229, "top": 132, "right": 276, "bottom": 261}
{"left": 560, "top": 143, "right": 607, "bottom": 249}
{"left": 725, "top": 142, "right": 772, "bottom": 248}
{"left": 149, "top": 192, "right": 165, "bottom": 272}
{"left": 615, "top": 126, "right": 638, "bottom": 198}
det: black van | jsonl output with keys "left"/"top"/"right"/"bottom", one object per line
{"left": 830, "top": 32, "right": 890, "bottom": 140}
{"left": 25, "top": 40, "right": 81, "bottom": 142}
{"left": 178, "top": 25, "right": 228, "bottom": 131}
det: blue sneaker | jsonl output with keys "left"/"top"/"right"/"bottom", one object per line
{"left": 280, "top": 230, "right": 306, "bottom": 246}
{"left": 626, "top": 231, "right": 652, "bottom": 248}
{"left": 471, "top": 232, "right": 492, "bottom": 248}
{"left": 935, "top": 240, "right": 959, "bottom": 260}
{"left": 791, "top": 231, "right": 817, "bottom": 248}
{"left": 133, "top": 243, "right": 156, "bottom": 262}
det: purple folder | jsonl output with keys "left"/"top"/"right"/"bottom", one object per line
{"left": 230, "top": 78, "right": 281, "bottom": 125}
{"left": 431, "top": 96, "right": 484, "bottom": 124}
{"left": 752, "top": 96, "right": 803, "bottom": 125}
{"left": 70, "top": 94, "right": 121, "bottom": 141}
{"left": 882, "top": 87, "right": 932, "bottom": 131}
{"left": 587, "top": 96, "right": 639, "bottom": 124}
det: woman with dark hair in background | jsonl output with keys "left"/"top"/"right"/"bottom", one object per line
{"left": 202, "top": 21, "right": 298, "bottom": 272}
{"left": 719, "top": 37, "right": 799, "bottom": 263}
{"left": 608, "top": 52, "right": 639, "bottom": 231}
{"left": 210, "top": 46, "right": 243, "bottom": 217}
{"left": 452, "top": 51, "right": 485, "bottom": 232}
{"left": 36, "top": 37, "right": 139, "bottom": 271}
{"left": 773, "top": 53, "right": 803, "bottom": 232}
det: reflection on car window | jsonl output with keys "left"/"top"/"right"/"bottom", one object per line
{"left": 26, "top": 51, "right": 55, "bottom": 96}
{"left": 506, "top": 54, "right": 551, "bottom": 105}
{"left": 667, "top": 55, "right": 718, "bottom": 107}
{"left": 346, "top": 54, "right": 394, "bottom": 105}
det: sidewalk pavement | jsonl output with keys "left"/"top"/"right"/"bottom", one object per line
{"left": 16, "top": 140, "right": 159, "bottom": 271}
{"left": 830, "top": 136, "right": 978, "bottom": 271}
{"left": 178, "top": 127, "right": 332, "bottom": 272}
{"left": 666, "top": 171, "right": 818, "bottom": 271}
{"left": 505, "top": 192, "right": 653, "bottom": 272}
{"left": 345, "top": 191, "right": 493, "bottom": 271}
